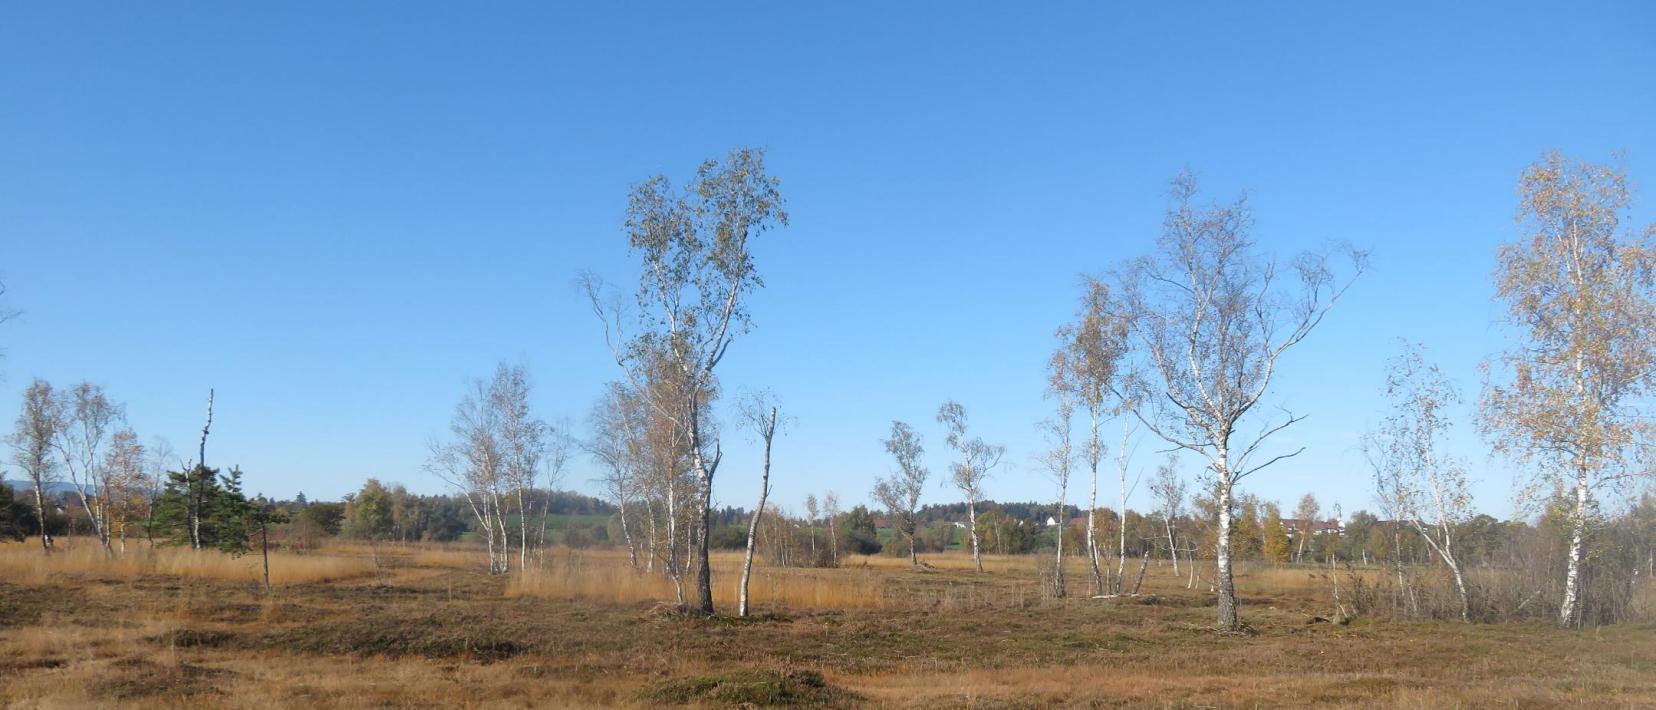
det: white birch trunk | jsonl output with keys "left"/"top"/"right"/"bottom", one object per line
{"left": 1086, "top": 410, "right": 1104, "bottom": 596}
{"left": 1215, "top": 463, "right": 1239, "bottom": 630}
{"left": 737, "top": 407, "right": 777, "bottom": 617}
{"left": 1559, "top": 466, "right": 1589, "bottom": 626}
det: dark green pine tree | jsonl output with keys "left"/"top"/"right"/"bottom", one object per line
{"left": 150, "top": 464, "right": 265, "bottom": 553}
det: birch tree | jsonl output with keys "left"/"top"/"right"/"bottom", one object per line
{"left": 1365, "top": 343, "right": 1474, "bottom": 621}
{"left": 1149, "top": 455, "right": 1185, "bottom": 575}
{"left": 534, "top": 425, "right": 571, "bottom": 564}
{"left": 1055, "top": 277, "right": 1129, "bottom": 595}
{"left": 736, "top": 393, "right": 783, "bottom": 617}
{"left": 584, "top": 147, "right": 787, "bottom": 615}
{"left": 10, "top": 379, "right": 62, "bottom": 552}
{"left": 823, "top": 490, "right": 841, "bottom": 566}
{"left": 589, "top": 382, "right": 642, "bottom": 569}
{"left": 1291, "top": 493, "right": 1320, "bottom": 563}
{"left": 490, "top": 363, "right": 549, "bottom": 572}
{"left": 1114, "top": 172, "right": 1365, "bottom": 630}
{"left": 937, "top": 400, "right": 1004, "bottom": 573}
{"left": 53, "top": 382, "right": 125, "bottom": 554}
{"left": 101, "top": 428, "right": 148, "bottom": 554}
{"left": 1040, "top": 348, "right": 1076, "bottom": 597}
{"left": 428, "top": 378, "right": 508, "bottom": 574}
{"left": 1112, "top": 417, "right": 1137, "bottom": 592}
{"left": 1480, "top": 153, "right": 1656, "bottom": 627}
{"left": 803, "top": 493, "right": 819, "bottom": 563}
{"left": 873, "top": 420, "right": 928, "bottom": 567}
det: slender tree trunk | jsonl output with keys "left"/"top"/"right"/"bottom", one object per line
{"left": 1116, "top": 417, "right": 1129, "bottom": 592}
{"left": 966, "top": 499, "right": 982, "bottom": 572}
{"left": 1448, "top": 549, "right": 1470, "bottom": 623}
{"left": 828, "top": 514, "right": 838, "bottom": 567}
{"left": 1165, "top": 519, "right": 1179, "bottom": 575}
{"left": 908, "top": 522, "right": 918, "bottom": 567}
{"left": 193, "top": 389, "right": 213, "bottom": 551}
{"left": 1413, "top": 520, "right": 1471, "bottom": 623}
{"left": 1130, "top": 548, "right": 1151, "bottom": 595}
{"left": 738, "top": 407, "right": 776, "bottom": 618}
{"left": 645, "top": 496, "right": 658, "bottom": 574}
{"left": 31, "top": 482, "right": 51, "bottom": 552}
{"left": 260, "top": 518, "right": 271, "bottom": 595}
{"left": 535, "top": 492, "right": 553, "bottom": 570}
{"left": 1054, "top": 497, "right": 1067, "bottom": 598}
{"left": 665, "top": 477, "right": 684, "bottom": 605}
{"left": 1087, "top": 411, "right": 1104, "bottom": 595}
{"left": 516, "top": 487, "right": 530, "bottom": 573}
{"left": 619, "top": 497, "right": 638, "bottom": 569}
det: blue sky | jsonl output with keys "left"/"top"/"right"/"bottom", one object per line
{"left": 2, "top": 3, "right": 1652, "bottom": 520}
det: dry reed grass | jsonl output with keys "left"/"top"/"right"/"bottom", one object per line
{"left": 0, "top": 538, "right": 377, "bottom": 586}
{"left": 507, "top": 548, "right": 888, "bottom": 610}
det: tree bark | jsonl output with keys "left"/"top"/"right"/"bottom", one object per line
{"left": 31, "top": 483, "right": 51, "bottom": 552}
{"left": 1559, "top": 464, "right": 1589, "bottom": 627}
{"left": 1165, "top": 518, "right": 1179, "bottom": 576}
{"left": 1215, "top": 469, "right": 1239, "bottom": 630}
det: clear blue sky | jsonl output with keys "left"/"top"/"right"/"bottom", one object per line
{"left": 2, "top": 3, "right": 1652, "bottom": 520}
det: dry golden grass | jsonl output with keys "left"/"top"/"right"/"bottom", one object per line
{"left": 508, "top": 549, "right": 888, "bottom": 610}
{"left": 2, "top": 540, "right": 1652, "bottom": 708}
{"left": 0, "top": 538, "right": 377, "bottom": 587}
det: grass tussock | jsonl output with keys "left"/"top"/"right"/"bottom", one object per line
{"left": 0, "top": 539, "right": 377, "bottom": 586}
{"left": 639, "top": 668, "right": 858, "bottom": 707}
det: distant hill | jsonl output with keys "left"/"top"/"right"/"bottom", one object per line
{"left": 2, "top": 480, "right": 84, "bottom": 496}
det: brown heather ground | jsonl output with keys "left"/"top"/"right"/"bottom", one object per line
{"left": 1, "top": 541, "right": 1653, "bottom": 708}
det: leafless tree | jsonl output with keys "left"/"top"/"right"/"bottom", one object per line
{"left": 1366, "top": 342, "right": 1474, "bottom": 622}
{"left": 142, "top": 437, "right": 177, "bottom": 547}
{"left": 822, "top": 490, "right": 841, "bottom": 567}
{"left": 1291, "top": 493, "right": 1320, "bottom": 564}
{"left": 489, "top": 363, "right": 549, "bottom": 572}
{"left": 1149, "top": 455, "right": 1185, "bottom": 575}
{"left": 428, "top": 377, "right": 509, "bottom": 574}
{"left": 1480, "top": 153, "right": 1656, "bottom": 627}
{"left": 873, "top": 420, "right": 928, "bottom": 567}
{"left": 737, "top": 392, "right": 784, "bottom": 617}
{"left": 589, "top": 382, "right": 643, "bottom": 569}
{"left": 532, "top": 422, "right": 572, "bottom": 567}
{"left": 1041, "top": 347, "right": 1077, "bottom": 596}
{"left": 10, "top": 379, "right": 62, "bottom": 552}
{"left": 803, "top": 493, "right": 819, "bottom": 563}
{"left": 187, "top": 389, "right": 214, "bottom": 550}
{"left": 101, "top": 428, "right": 147, "bottom": 555}
{"left": 937, "top": 400, "right": 1004, "bottom": 573}
{"left": 1111, "top": 417, "right": 1140, "bottom": 593}
{"left": 1113, "top": 172, "right": 1365, "bottom": 630}
{"left": 53, "top": 382, "right": 125, "bottom": 554}
{"left": 582, "top": 148, "right": 786, "bottom": 614}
